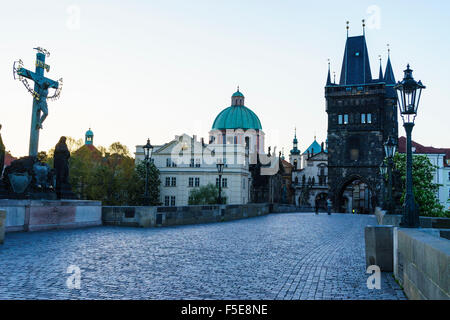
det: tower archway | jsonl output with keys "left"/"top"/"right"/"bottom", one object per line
{"left": 335, "top": 175, "right": 376, "bottom": 214}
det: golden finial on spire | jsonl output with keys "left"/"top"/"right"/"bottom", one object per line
{"left": 346, "top": 21, "right": 349, "bottom": 37}
{"left": 362, "top": 19, "right": 366, "bottom": 35}
{"left": 387, "top": 43, "right": 390, "bottom": 56}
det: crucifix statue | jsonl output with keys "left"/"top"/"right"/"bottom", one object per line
{"left": 13, "top": 47, "right": 63, "bottom": 157}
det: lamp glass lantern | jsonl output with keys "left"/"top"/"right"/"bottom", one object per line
{"left": 379, "top": 161, "right": 387, "bottom": 176}
{"left": 216, "top": 160, "right": 224, "bottom": 174}
{"left": 394, "top": 64, "right": 426, "bottom": 124}
{"left": 143, "top": 138, "right": 153, "bottom": 160}
{"left": 384, "top": 136, "right": 397, "bottom": 159}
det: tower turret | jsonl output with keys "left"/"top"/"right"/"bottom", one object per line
{"left": 289, "top": 128, "right": 301, "bottom": 170}
{"left": 85, "top": 128, "right": 94, "bottom": 145}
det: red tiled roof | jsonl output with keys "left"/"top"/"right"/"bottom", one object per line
{"left": 398, "top": 136, "right": 450, "bottom": 156}
{"left": 398, "top": 136, "right": 450, "bottom": 166}
{"left": 4, "top": 152, "right": 15, "bottom": 166}
{"left": 281, "top": 159, "right": 293, "bottom": 168}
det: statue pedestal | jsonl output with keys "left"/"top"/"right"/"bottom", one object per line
{"left": 0, "top": 199, "right": 101, "bottom": 232}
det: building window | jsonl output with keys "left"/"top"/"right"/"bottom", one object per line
{"left": 348, "top": 136, "right": 360, "bottom": 161}
{"left": 195, "top": 177, "right": 200, "bottom": 187}
{"left": 367, "top": 113, "right": 372, "bottom": 124}
{"left": 170, "top": 196, "right": 176, "bottom": 206}
{"left": 448, "top": 172, "right": 450, "bottom": 181}
{"left": 166, "top": 158, "right": 171, "bottom": 167}
{"left": 171, "top": 177, "right": 176, "bottom": 187}
{"left": 188, "top": 177, "right": 194, "bottom": 187}
{"left": 338, "top": 114, "right": 343, "bottom": 124}
{"left": 195, "top": 159, "right": 201, "bottom": 167}
{"left": 190, "top": 158, "right": 194, "bottom": 167}
{"left": 344, "top": 114, "right": 349, "bottom": 124}
{"left": 222, "top": 178, "right": 228, "bottom": 188}
{"left": 165, "top": 177, "right": 171, "bottom": 187}
{"left": 164, "top": 196, "right": 170, "bottom": 206}
{"left": 361, "top": 113, "right": 366, "bottom": 124}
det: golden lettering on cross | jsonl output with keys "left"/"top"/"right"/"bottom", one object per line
{"left": 35, "top": 60, "right": 50, "bottom": 72}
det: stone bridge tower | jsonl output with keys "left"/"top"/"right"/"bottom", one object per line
{"left": 325, "top": 30, "right": 398, "bottom": 213}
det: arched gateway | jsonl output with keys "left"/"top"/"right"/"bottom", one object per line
{"left": 334, "top": 175, "right": 376, "bottom": 214}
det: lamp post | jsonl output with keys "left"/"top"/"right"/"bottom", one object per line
{"left": 379, "top": 161, "right": 387, "bottom": 209}
{"left": 143, "top": 138, "right": 153, "bottom": 206}
{"left": 394, "top": 64, "right": 425, "bottom": 227}
{"left": 216, "top": 160, "right": 224, "bottom": 204}
{"left": 384, "top": 136, "right": 397, "bottom": 214}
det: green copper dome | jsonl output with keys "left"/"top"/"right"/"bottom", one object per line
{"left": 212, "top": 88, "right": 262, "bottom": 130}
{"left": 212, "top": 105, "right": 262, "bottom": 130}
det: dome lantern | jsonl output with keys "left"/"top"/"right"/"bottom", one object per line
{"left": 85, "top": 128, "right": 94, "bottom": 145}
{"left": 231, "top": 86, "right": 245, "bottom": 106}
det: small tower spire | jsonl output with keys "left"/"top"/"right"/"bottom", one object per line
{"left": 362, "top": 19, "right": 366, "bottom": 36}
{"left": 333, "top": 71, "right": 336, "bottom": 84}
{"left": 346, "top": 21, "right": 349, "bottom": 38}
{"left": 326, "top": 59, "right": 332, "bottom": 85}
{"left": 384, "top": 44, "right": 395, "bottom": 85}
{"left": 378, "top": 55, "right": 383, "bottom": 81}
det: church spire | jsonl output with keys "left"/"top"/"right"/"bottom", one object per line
{"left": 378, "top": 55, "right": 383, "bottom": 81}
{"left": 326, "top": 59, "right": 332, "bottom": 85}
{"left": 384, "top": 45, "right": 395, "bottom": 85}
{"left": 290, "top": 127, "right": 300, "bottom": 155}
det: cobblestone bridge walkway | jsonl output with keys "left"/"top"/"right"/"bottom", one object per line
{"left": 0, "top": 213, "right": 405, "bottom": 299}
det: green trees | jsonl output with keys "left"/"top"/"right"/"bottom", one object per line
{"left": 188, "top": 183, "right": 226, "bottom": 205}
{"left": 393, "top": 153, "right": 448, "bottom": 217}
{"left": 45, "top": 139, "right": 160, "bottom": 206}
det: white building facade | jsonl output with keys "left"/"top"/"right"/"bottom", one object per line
{"left": 135, "top": 89, "right": 265, "bottom": 206}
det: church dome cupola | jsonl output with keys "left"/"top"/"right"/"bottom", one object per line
{"left": 85, "top": 128, "right": 94, "bottom": 145}
{"left": 212, "top": 87, "right": 262, "bottom": 130}
{"left": 231, "top": 86, "right": 245, "bottom": 106}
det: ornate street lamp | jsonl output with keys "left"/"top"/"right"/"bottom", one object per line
{"left": 379, "top": 161, "right": 387, "bottom": 210}
{"left": 143, "top": 138, "right": 153, "bottom": 206}
{"left": 379, "top": 161, "right": 387, "bottom": 176}
{"left": 216, "top": 160, "right": 224, "bottom": 204}
{"left": 394, "top": 64, "right": 425, "bottom": 227}
{"left": 384, "top": 136, "right": 397, "bottom": 214}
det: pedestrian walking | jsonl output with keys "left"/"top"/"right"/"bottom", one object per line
{"left": 327, "top": 198, "right": 332, "bottom": 215}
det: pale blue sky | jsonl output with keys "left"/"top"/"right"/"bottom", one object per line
{"left": 1, "top": 0, "right": 449, "bottom": 157}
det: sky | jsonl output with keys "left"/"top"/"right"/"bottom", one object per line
{"left": 1, "top": 0, "right": 449, "bottom": 158}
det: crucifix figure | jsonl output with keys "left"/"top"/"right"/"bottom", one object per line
{"left": 14, "top": 47, "right": 62, "bottom": 157}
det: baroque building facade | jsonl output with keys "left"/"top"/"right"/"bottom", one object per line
{"left": 136, "top": 89, "right": 282, "bottom": 206}
{"left": 325, "top": 31, "right": 398, "bottom": 213}
{"left": 291, "top": 136, "right": 329, "bottom": 209}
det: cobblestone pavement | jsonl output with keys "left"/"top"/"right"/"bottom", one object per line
{"left": 0, "top": 213, "right": 405, "bottom": 300}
